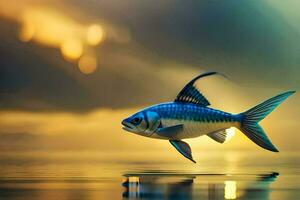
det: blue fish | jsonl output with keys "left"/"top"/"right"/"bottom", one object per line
{"left": 122, "top": 72, "right": 295, "bottom": 163}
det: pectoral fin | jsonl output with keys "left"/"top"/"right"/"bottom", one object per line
{"left": 169, "top": 140, "right": 196, "bottom": 163}
{"left": 156, "top": 124, "right": 183, "bottom": 137}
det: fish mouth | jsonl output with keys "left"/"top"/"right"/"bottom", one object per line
{"left": 122, "top": 120, "right": 135, "bottom": 132}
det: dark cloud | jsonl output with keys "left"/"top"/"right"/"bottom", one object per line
{"left": 70, "top": 0, "right": 300, "bottom": 84}
{"left": 0, "top": 19, "right": 176, "bottom": 111}
{"left": 0, "top": 0, "right": 299, "bottom": 112}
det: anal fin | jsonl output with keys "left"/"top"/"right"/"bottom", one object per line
{"left": 207, "top": 130, "right": 227, "bottom": 143}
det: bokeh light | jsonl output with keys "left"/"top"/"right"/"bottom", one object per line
{"left": 78, "top": 55, "right": 97, "bottom": 74}
{"left": 18, "top": 7, "right": 81, "bottom": 47}
{"left": 87, "top": 24, "right": 104, "bottom": 46}
{"left": 60, "top": 38, "right": 83, "bottom": 60}
{"left": 19, "top": 21, "right": 35, "bottom": 42}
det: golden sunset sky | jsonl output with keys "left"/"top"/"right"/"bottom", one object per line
{"left": 0, "top": 0, "right": 299, "bottom": 153}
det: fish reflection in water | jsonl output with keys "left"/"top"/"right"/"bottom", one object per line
{"left": 122, "top": 172, "right": 278, "bottom": 200}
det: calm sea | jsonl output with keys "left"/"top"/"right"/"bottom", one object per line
{"left": 0, "top": 151, "right": 299, "bottom": 199}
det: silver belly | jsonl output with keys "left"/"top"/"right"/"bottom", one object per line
{"left": 151, "top": 119, "right": 239, "bottom": 140}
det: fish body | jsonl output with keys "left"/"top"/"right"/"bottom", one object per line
{"left": 121, "top": 72, "right": 295, "bottom": 163}
{"left": 141, "top": 102, "right": 240, "bottom": 140}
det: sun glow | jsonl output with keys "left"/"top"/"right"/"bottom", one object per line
{"left": 224, "top": 181, "right": 237, "bottom": 199}
{"left": 14, "top": 6, "right": 103, "bottom": 73}
{"left": 0, "top": 2, "right": 132, "bottom": 75}
{"left": 225, "top": 127, "right": 236, "bottom": 141}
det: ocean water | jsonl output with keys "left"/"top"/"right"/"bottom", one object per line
{"left": 0, "top": 151, "right": 299, "bottom": 200}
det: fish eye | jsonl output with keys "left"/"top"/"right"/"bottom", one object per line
{"left": 131, "top": 117, "right": 142, "bottom": 125}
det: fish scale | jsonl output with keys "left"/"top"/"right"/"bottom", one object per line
{"left": 149, "top": 102, "right": 240, "bottom": 139}
{"left": 150, "top": 102, "right": 236, "bottom": 123}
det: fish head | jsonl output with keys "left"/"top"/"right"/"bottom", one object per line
{"left": 122, "top": 110, "right": 161, "bottom": 137}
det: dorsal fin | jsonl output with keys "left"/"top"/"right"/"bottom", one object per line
{"left": 174, "top": 72, "right": 220, "bottom": 107}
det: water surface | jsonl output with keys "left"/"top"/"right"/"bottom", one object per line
{"left": 0, "top": 151, "right": 299, "bottom": 199}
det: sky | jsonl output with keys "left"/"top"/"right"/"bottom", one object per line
{"left": 0, "top": 0, "right": 299, "bottom": 153}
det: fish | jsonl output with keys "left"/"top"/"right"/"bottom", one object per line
{"left": 121, "top": 72, "right": 295, "bottom": 163}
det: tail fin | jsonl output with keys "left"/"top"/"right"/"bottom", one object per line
{"left": 239, "top": 91, "right": 295, "bottom": 152}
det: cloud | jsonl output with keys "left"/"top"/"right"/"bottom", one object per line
{"left": 0, "top": 80, "right": 298, "bottom": 152}
{"left": 0, "top": 0, "right": 299, "bottom": 112}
